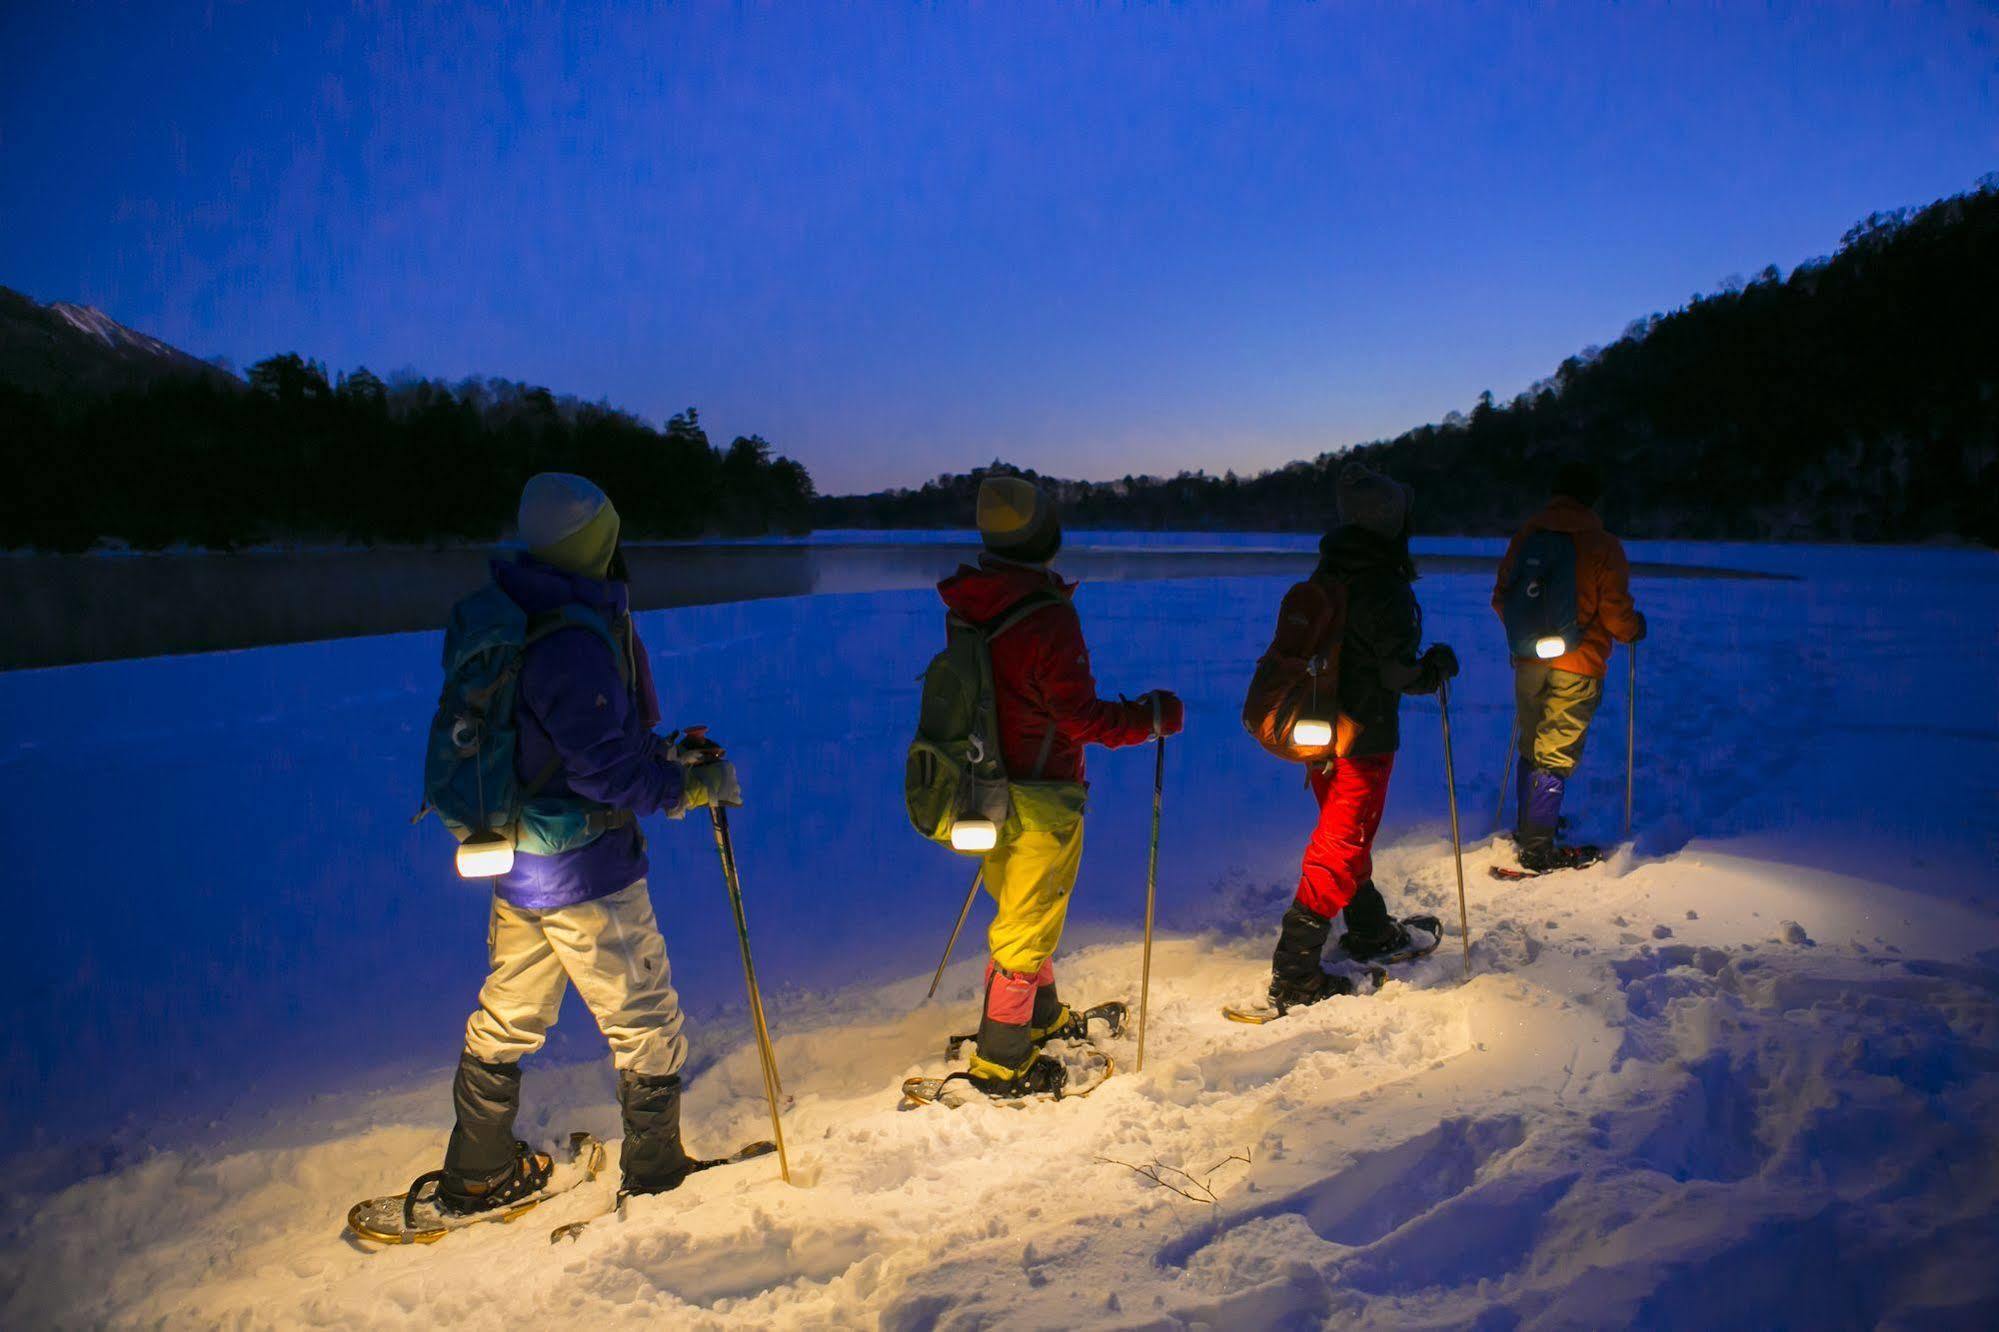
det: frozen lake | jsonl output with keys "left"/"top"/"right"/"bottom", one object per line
{"left": 2, "top": 530, "right": 1792, "bottom": 668}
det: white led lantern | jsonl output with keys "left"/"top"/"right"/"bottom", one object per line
{"left": 1290, "top": 717, "right": 1334, "bottom": 747}
{"left": 1291, "top": 654, "right": 1334, "bottom": 748}
{"left": 1534, "top": 635, "right": 1567, "bottom": 659}
{"left": 950, "top": 818, "right": 999, "bottom": 853}
{"left": 456, "top": 829, "right": 515, "bottom": 878}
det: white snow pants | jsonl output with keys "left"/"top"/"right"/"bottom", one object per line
{"left": 462, "top": 879, "right": 688, "bottom": 1078}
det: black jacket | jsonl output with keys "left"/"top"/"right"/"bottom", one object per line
{"left": 1315, "top": 525, "right": 1441, "bottom": 758}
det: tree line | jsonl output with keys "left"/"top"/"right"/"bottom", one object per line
{"left": 0, "top": 360, "right": 815, "bottom": 551}
{"left": 819, "top": 181, "right": 1999, "bottom": 545}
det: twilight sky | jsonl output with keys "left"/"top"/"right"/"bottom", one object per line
{"left": 2, "top": 3, "right": 1993, "bottom": 494}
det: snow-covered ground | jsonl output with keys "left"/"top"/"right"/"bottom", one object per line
{"left": 2, "top": 544, "right": 1994, "bottom": 1328}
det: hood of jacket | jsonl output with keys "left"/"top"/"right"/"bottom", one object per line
{"left": 1520, "top": 496, "right": 1606, "bottom": 537}
{"left": 937, "top": 555, "right": 1075, "bottom": 624}
{"left": 491, "top": 552, "right": 631, "bottom": 622}
{"left": 1316, "top": 523, "right": 1416, "bottom": 584}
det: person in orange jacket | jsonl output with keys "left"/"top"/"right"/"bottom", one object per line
{"left": 1490, "top": 462, "right": 1645, "bottom": 871}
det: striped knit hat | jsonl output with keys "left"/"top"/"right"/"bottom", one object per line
{"left": 518, "top": 473, "right": 621, "bottom": 578}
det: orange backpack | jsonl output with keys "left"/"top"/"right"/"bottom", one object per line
{"left": 1241, "top": 575, "right": 1364, "bottom": 763}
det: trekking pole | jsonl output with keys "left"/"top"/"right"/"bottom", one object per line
{"left": 1494, "top": 727, "right": 1516, "bottom": 834}
{"left": 707, "top": 804, "right": 791, "bottom": 1184}
{"left": 1624, "top": 643, "right": 1637, "bottom": 842}
{"left": 1136, "top": 716, "right": 1165, "bottom": 1073}
{"left": 925, "top": 866, "right": 984, "bottom": 1002}
{"left": 1438, "top": 682, "right": 1472, "bottom": 983}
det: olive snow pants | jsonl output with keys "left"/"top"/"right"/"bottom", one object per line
{"left": 462, "top": 879, "right": 688, "bottom": 1078}
{"left": 1513, "top": 662, "right": 1605, "bottom": 777}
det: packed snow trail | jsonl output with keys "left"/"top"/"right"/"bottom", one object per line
{"left": 1, "top": 541, "right": 1995, "bottom": 1325}
{"left": 3, "top": 839, "right": 1994, "bottom": 1327}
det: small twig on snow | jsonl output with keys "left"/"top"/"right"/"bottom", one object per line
{"left": 1095, "top": 1148, "right": 1252, "bottom": 1205}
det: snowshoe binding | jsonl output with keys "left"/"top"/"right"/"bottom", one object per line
{"left": 1338, "top": 914, "right": 1443, "bottom": 966}
{"left": 1493, "top": 844, "right": 1603, "bottom": 880}
{"left": 902, "top": 1049, "right": 1113, "bottom": 1108}
{"left": 944, "top": 1000, "right": 1127, "bottom": 1061}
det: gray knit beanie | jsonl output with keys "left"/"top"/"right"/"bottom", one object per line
{"left": 1336, "top": 462, "right": 1411, "bottom": 539}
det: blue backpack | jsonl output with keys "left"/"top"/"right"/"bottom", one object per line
{"left": 1501, "top": 529, "right": 1583, "bottom": 660}
{"left": 419, "top": 580, "right": 629, "bottom": 859}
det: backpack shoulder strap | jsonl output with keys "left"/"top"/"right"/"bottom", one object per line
{"left": 989, "top": 589, "right": 1069, "bottom": 779}
{"left": 981, "top": 588, "right": 1066, "bottom": 643}
{"left": 518, "top": 606, "right": 628, "bottom": 801}
{"left": 526, "top": 605, "right": 629, "bottom": 683}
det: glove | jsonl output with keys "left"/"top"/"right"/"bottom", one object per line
{"left": 1421, "top": 643, "right": 1460, "bottom": 683}
{"left": 1629, "top": 612, "right": 1648, "bottom": 644}
{"left": 680, "top": 759, "right": 742, "bottom": 811}
{"left": 1138, "top": 690, "right": 1185, "bottom": 738}
{"left": 662, "top": 726, "right": 726, "bottom": 764}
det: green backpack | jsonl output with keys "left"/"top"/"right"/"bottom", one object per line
{"left": 904, "top": 592, "right": 1064, "bottom": 853}
{"left": 420, "top": 579, "right": 631, "bottom": 862}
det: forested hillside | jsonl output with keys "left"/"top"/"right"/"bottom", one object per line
{"left": 0, "top": 350, "right": 814, "bottom": 550}
{"left": 820, "top": 182, "right": 1998, "bottom": 544}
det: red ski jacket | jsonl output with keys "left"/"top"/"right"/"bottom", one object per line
{"left": 936, "top": 557, "right": 1157, "bottom": 783}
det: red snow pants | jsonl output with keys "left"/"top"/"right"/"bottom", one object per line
{"left": 1294, "top": 752, "right": 1395, "bottom": 917}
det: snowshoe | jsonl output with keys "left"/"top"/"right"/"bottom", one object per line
{"left": 347, "top": 1133, "right": 603, "bottom": 1246}
{"left": 1338, "top": 914, "right": 1443, "bottom": 966}
{"left": 902, "top": 1049, "right": 1113, "bottom": 1108}
{"left": 1494, "top": 844, "right": 1603, "bottom": 880}
{"left": 549, "top": 1140, "right": 779, "bottom": 1243}
{"left": 945, "top": 1000, "right": 1128, "bottom": 1061}
{"left": 1223, "top": 967, "right": 1368, "bottom": 1025}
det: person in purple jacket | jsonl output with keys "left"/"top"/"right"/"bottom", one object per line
{"left": 430, "top": 473, "right": 740, "bottom": 1215}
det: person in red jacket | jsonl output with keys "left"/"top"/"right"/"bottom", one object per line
{"left": 936, "top": 477, "right": 1183, "bottom": 1096}
{"left": 1491, "top": 461, "right": 1646, "bottom": 871}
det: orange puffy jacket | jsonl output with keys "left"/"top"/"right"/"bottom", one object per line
{"left": 1491, "top": 498, "right": 1642, "bottom": 678}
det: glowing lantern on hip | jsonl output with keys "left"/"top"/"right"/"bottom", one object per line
{"left": 950, "top": 818, "right": 999, "bottom": 853}
{"left": 456, "top": 829, "right": 515, "bottom": 878}
{"left": 1534, "top": 635, "right": 1567, "bottom": 659}
{"left": 1291, "top": 652, "right": 1334, "bottom": 748}
{"left": 1290, "top": 717, "right": 1334, "bottom": 748}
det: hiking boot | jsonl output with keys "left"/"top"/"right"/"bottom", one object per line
{"left": 1268, "top": 902, "right": 1355, "bottom": 1012}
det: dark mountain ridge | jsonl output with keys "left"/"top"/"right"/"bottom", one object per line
{"left": 819, "top": 181, "right": 1999, "bottom": 545}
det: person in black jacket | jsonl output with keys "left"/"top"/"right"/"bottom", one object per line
{"left": 1270, "top": 462, "right": 1459, "bottom": 1010}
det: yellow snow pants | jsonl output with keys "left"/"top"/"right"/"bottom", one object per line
{"left": 983, "top": 792, "right": 1087, "bottom": 975}
{"left": 1513, "top": 662, "right": 1605, "bottom": 776}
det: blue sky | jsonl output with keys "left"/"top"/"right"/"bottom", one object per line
{"left": 2, "top": 2, "right": 1992, "bottom": 492}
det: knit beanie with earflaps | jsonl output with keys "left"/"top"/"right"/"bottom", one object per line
{"left": 977, "top": 476, "right": 1062, "bottom": 563}
{"left": 1336, "top": 461, "right": 1412, "bottom": 540}
{"left": 518, "top": 472, "right": 621, "bottom": 578}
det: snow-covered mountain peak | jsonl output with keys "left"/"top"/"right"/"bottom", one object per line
{"left": 47, "top": 301, "right": 169, "bottom": 354}
{"left": 0, "top": 286, "right": 236, "bottom": 394}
